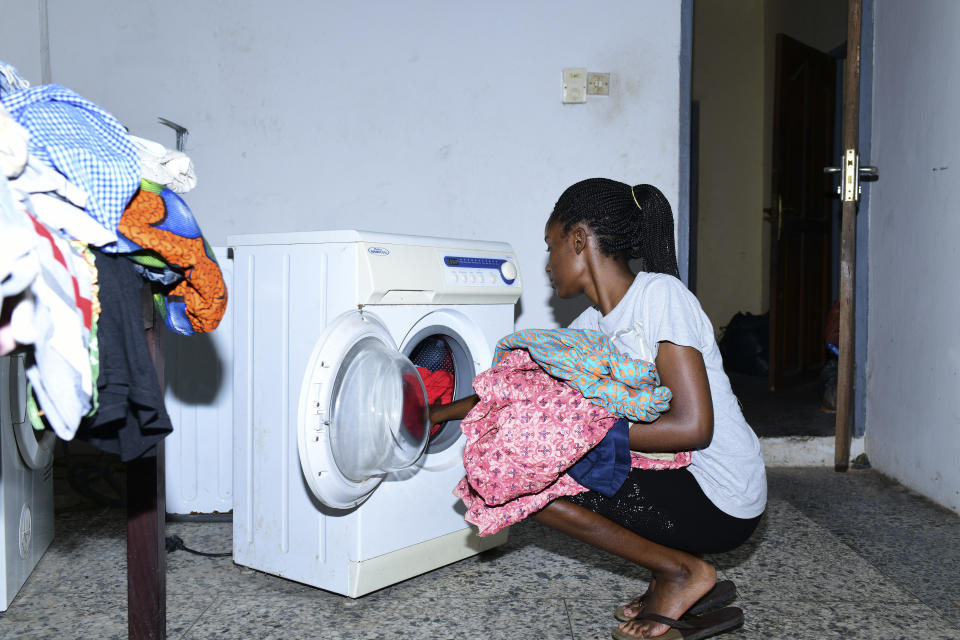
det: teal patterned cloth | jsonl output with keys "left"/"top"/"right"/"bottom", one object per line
{"left": 493, "top": 328, "right": 671, "bottom": 423}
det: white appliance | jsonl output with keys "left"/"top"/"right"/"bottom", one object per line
{"left": 162, "top": 248, "right": 233, "bottom": 517}
{"left": 0, "top": 353, "right": 55, "bottom": 610}
{"left": 229, "top": 230, "right": 521, "bottom": 597}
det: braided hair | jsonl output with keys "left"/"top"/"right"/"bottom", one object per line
{"left": 548, "top": 178, "right": 679, "bottom": 278}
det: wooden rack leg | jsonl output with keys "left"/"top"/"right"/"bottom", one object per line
{"left": 127, "top": 444, "right": 166, "bottom": 639}
{"left": 128, "top": 288, "right": 166, "bottom": 638}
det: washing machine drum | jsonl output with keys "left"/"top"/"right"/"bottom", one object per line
{"left": 297, "top": 311, "right": 430, "bottom": 509}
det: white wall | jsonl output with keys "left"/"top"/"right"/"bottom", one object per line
{"left": 693, "top": 0, "right": 765, "bottom": 331}
{"left": 2, "top": 0, "right": 682, "bottom": 331}
{"left": 693, "top": 0, "right": 847, "bottom": 333}
{"left": 866, "top": 1, "right": 960, "bottom": 514}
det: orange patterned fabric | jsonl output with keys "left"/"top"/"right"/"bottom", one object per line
{"left": 118, "top": 189, "right": 226, "bottom": 333}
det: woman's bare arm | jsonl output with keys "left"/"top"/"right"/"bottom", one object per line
{"left": 429, "top": 393, "right": 480, "bottom": 425}
{"left": 627, "top": 341, "right": 714, "bottom": 452}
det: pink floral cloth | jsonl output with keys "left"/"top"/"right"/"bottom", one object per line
{"left": 454, "top": 350, "right": 691, "bottom": 536}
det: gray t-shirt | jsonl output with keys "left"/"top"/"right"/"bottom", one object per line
{"left": 569, "top": 272, "right": 767, "bottom": 519}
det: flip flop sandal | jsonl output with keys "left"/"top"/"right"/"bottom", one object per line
{"left": 613, "top": 579, "right": 737, "bottom": 622}
{"left": 611, "top": 606, "right": 744, "bottom": 640}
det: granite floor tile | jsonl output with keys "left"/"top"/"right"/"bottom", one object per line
{"left": 17, "top": 528, "right": 129, "bottom": 597}
{"left": 166, "top": 551, "right": 321, "bottom": 598}
{"left": 425, "top": 519, "right": 651, "bottom": 602}
{"left": 712, "top": 499, "right": 915, "bottom": 606}
{"left": 183, "top": 594, "right": 572, "bottom": 640}
{"left": 768, "top": 467, "right": 960, "bottom": 627}
{"left": 729, "top": 600, "right": 960, "bottom": 639}
{"left": 2, "top": 465, "right": 957, "bottom": 639}
{"left": 565, "top": 596, "right": 645, "bottom": 640}
{"left": 0, "top": 590, "right": 215, "bottom": 640}
{"left": 567, "top": 598, "right": 960, "bottom": 640}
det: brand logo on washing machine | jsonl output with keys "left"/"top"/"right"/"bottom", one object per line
{"left": 367, "top": 246, "right": 390, "bottom": 256}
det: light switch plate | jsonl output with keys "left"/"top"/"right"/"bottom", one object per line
{"left": 586, "top": 72, "right": 610, "bottom": 95}
{"left": 562, "top": 68, "right": 587, "bottom": 104}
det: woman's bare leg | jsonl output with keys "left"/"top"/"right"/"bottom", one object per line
{"left": 533, "top": 499, "right": 715, "bottom": 638}
{"left": 620, "top": 549, "right": 704, "bottom": 619}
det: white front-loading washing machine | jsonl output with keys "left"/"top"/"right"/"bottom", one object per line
{"left": 162, "top": 247, "right": 234, "bottom": 517}
{"left": 0, "top": 353, "right": 55, "bottom": 610}
{"left": 228, "top": 230, "right": 521, "bottom": 597}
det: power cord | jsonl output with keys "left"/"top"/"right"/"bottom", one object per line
{"left": 164, "top": 534, "right": 231, "bottom": 558}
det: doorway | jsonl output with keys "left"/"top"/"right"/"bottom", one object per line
{"left": 691, "top": 1, "right": 850, "bottom": 438}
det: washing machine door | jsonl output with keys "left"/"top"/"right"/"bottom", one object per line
{"left": 6, "top": 354, "right": 55, "bottom": 470}
{"left": 297, "top": 310, "right": 430, "bottom": 509}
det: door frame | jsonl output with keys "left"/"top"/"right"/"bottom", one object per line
{"left": 678, "top": 0, "right": 694, "bottom": 287}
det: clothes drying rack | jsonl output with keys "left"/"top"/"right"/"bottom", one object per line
{"left": 126, "top": 285, "right": 167, "bottom": 639}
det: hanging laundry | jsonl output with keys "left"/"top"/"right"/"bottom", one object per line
{"left": 0, "top": 175, "right": 39, "bottom": 356}
{"left": 0, "top": 104, "right": 38, "bottom": 321}
{"left": 116, "top": 181, "right": 227, "bottom": 335}
{"left": 2, "top": 89, "right": 115, "bottom": 249}
{"left": 0, "top": 60, "right": 30, "bottom": 96}
{"left": 0, "top": 81, "right": 140, "bottom": 247}
{"left": 2, "top": 101, "right": 101, "bottom": 422}
{"left": 494, "top": 328, "right": 672, "bottom": 423}
{"left": 129, "top": 135, "right": 197, "bottom": 194}
{"left": 20, "top": 210, "right": 97, "bottom": 440}
{"left": 9, "top": 159, "right": 117, "bottom": 248}
{"left": 0, "top": 99, "right": 28, "bottom": 177}
{"left": 453, "top": 350, "right": 689, "bottom": 537}
{"left": 1, "top": 106, "right": 38, "bottom": 331}
{"left": 75, "top": 249, "right": 172, "bottom": 460}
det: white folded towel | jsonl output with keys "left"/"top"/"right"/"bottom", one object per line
{"left": 130, "top": 134, "right": 198, "bottom": 193}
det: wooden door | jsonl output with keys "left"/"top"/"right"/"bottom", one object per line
{"left": 768, "top": 34, "right": 837, "bottom": 391}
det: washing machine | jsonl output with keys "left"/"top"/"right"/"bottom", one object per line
{"left": 162, "top": 247, "right": 234, "bottom": 517}
{"left": 229, "top": 230, "right": 522, "bottom": 597}
{"left": 0, "top": 353, "right": 55, "bottom": 611}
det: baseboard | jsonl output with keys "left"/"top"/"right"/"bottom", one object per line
{"left": 760, "top": 436, "right": 865, "bottom": 467}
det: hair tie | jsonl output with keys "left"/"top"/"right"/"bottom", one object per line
{"left": 630, "top": 186, "right": 642, "bottom": 211}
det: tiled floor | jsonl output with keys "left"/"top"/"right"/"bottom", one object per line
{"left": 1, "top": 464, "right": 958, "bottom": 639}
{"left": 728, "top": 372, "right": 837, "bottom": 438}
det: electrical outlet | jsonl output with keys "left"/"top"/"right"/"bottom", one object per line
{"left": 562, "top": 68, "right": 587, "bottom": 104}
{"left": 586, "top": 72, "right": 610, "bottom": 96}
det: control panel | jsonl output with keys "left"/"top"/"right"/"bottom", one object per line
{"left": 442, "top": 256, "right": 518, "bottom": 287}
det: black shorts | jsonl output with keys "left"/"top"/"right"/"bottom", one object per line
{"left": 562, "top": 467, "right": 762, "bottom": 554}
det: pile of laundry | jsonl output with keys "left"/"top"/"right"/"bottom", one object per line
{"left": 0, "top": 60, "right": 226, "bottom": 460}
{"left": 454, "top": 328, "right": 691, "bottom": 536}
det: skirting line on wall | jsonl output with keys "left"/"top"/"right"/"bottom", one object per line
{"left": 761, "top": 436, "right": 865, "bottom": 467}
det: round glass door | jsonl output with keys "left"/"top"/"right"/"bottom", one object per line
{"left": 5, "top": 354, "right": 55, "bottom": 470}
{"left": 329, "top": 337, "right": 429, "bottom": 481}
{"left": 297, "top": 311, "right": 429, "bottom": 509}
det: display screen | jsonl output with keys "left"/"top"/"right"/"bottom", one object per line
{"left": 443, "top": 255, "right": 504, "bottom": 269}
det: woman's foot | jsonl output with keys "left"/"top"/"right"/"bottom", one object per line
{"left": 616, "top": 559, "right": 716, "bottom": 638}
{"left": 615, "top": 579, "right": 656, "bottom": 621}
{"left": 617, "top": 578, "right": 738, "bottom": 622}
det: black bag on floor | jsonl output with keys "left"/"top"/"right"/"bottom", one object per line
{"left": 719, "top": 311, "right": 769, "bottom": 376}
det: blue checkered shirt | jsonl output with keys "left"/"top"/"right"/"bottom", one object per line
{"left": 1, "top": 84, "right": 140, "bottom": 248}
